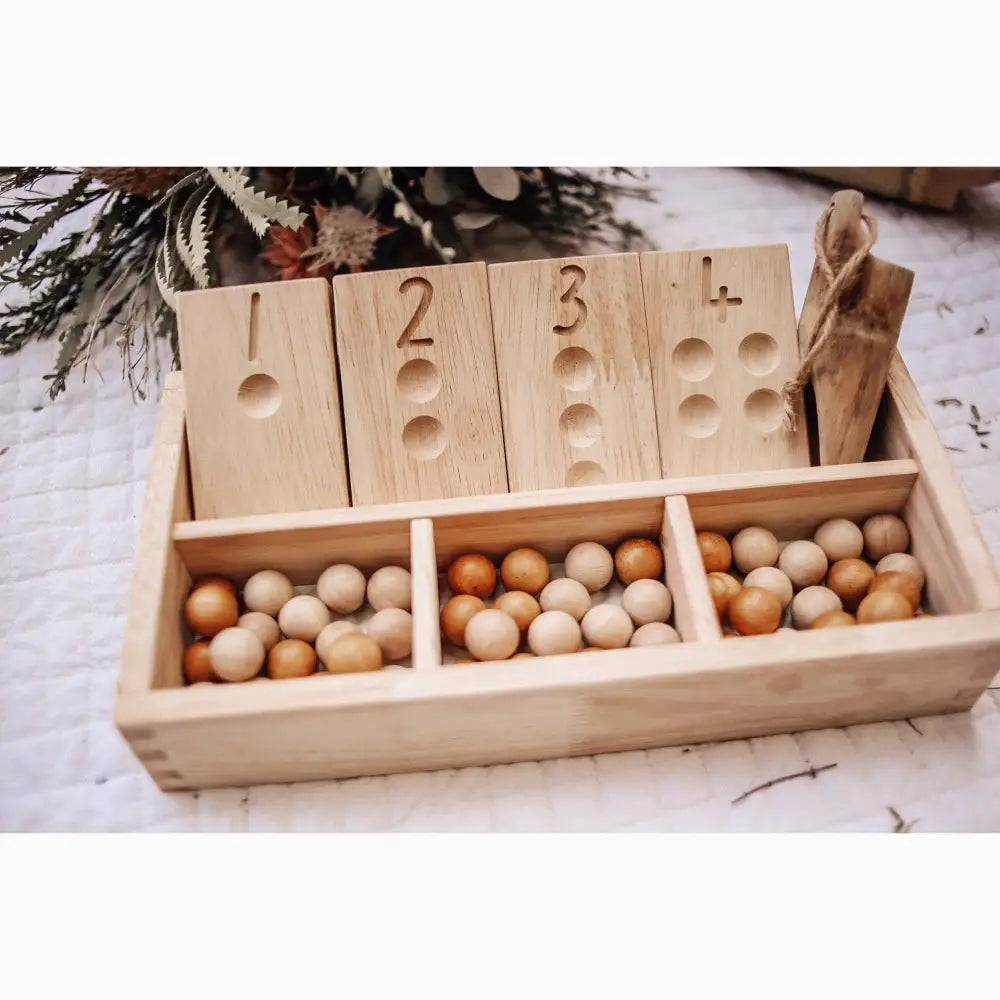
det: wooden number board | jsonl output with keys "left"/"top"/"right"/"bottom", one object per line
{"left": 333, "top": 262, "right": 508, "bottom": 505}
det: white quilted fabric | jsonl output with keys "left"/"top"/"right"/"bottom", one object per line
{"left": 2, "top": 167, "right": 999, "bottom": 832}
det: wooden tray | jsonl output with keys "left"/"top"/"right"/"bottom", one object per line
{"left": 116, "top": 348, "right": 1000, "bottom": 791}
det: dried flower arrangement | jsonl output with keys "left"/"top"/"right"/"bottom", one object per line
{"left": 0, "top": 167, "right": 650, "bottom": 402}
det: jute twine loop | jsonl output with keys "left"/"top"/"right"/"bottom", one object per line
{"left": 780, "top": 203, "right": 879, "bottom": 430}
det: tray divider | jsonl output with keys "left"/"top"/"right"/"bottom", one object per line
{"left": 662, "top": 496, "right": 722, "bottom": 643}
{"left": 410, "top": 518, "right": 443, "bottom": 669}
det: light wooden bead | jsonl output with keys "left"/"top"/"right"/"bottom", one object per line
{"left": 826, "top": 558, "right": 875, "bottom": 611}
{"left": 630, "top": 622, "right": 681, "bottom": 647}
{"left": 209, "top": 626, "right": 265, "bottom": 682}
{"left": 621, "top": 579, "right": 672, "bottom": 626}
{"left": 238, "top": 612, "right": 281, "bottom": 651}
{"left": 875, "top": 553, "right": 925, "bottom": 591}
{"left": 500, "top": 548, "right": 549, "bottom": 595}
{"left": 322, "top": 632, "right": 384, "bottom": 674}
{"left": 728, "top": 586, "right": 782, "bottom": 636}
{"left": 183, "top": 640, "right": 216, "bottom": 684}
{"left": 446, "top": 554, "right": 496, "bottom": 598}
{"left": 278, "top": 594, "right": 331, "bottom": 642}
{"left": 695, "top": 531, "right": 732, "bottom": 573}
{"left": 494, "top": 590, "right": 541, "bottom": 635}
{"left": 527, "top": 610, "right": 582, "bottom": 656}
{"left": 862, "top": 514, "right": 910, "bottom": 560}
{"left": 868, "top": 571, "right": 921, "bottom": 611}
{"left": 742, "top": 566, "right": 793, "bottom": 609}
{"left": 614, "top": 537, "right": 664, "bottom": 584}
{"left": 564, "top": 541, "right": 615, "bottom": 592}
{"left": 316, "top": 620, "right": 359, "bottom": 667}
{"left": 267, "top": 638, "right": 317, "bottom": 679}
{"left": 778, "top": 540, "right": 828, "bottom": 589}
{"left": 243, "top": 570, "right": 294, "bottom": 617}
{"left": 731, "top": 526, "right": 779, "bottom": 574}
{"left": 366, "top": 608, "right": 412, "bottom": 660}
{"left": 791, "top": 585, "right": 842, "bottom": 629}
{"left": 367, "top": 566, "right": 412, "bottom": 611}
{"left": 317, "top": 564, "right": 367, "bottom": 614}
{"left": 184, "top": 582, "right": 238, "bottom": 637}
{"left": 856, "top": 589, "right": 914, "bottom": 624}
{"left": 811, "top": 610, "right": 857, "bottom": 629}
{"left": 539, "top": 577, "right": 591, "bottom": 621}
{"left": 464, "top": 608, "right": 520, "bottom": 661}
{"left": 581, "top": 604, "right": 634, "bottom": 649}
{"left": 813, "top": 518, "right": 864, "bottom": 562}
{"left": 706, "top": 572, "right": 741, "bottom": 620}
{"left": 440, "top": 595, "right": 487, "bottom": 648}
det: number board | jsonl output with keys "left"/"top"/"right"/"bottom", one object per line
{"left": 487, "top": 253, "right": 661, "bottom": 491}
{"left": 332, "top": 262, "right": 508, "bottom": 505}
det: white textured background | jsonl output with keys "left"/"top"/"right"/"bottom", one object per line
{"left": 2, "top": 167, "right": 1000, "bottom": 832}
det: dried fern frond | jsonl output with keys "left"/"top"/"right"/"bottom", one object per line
{"left": 207, "top": 167, "right": 307, "bottom": 238}
{"left": 0, "top": 175, "right": 90, "bottom": 268}
{"left": 175, "top": 182, "right": 214, "bottom": 289}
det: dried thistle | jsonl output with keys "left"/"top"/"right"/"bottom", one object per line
{"left": 299, "top": 203, "right": 393, "bottom": 274}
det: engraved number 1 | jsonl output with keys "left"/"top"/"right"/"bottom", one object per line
{"left": 397, "top": 277, "right": 434, "bottom": 348}
{"left": 553, "top": 264, "right": 588, "bottom": 336}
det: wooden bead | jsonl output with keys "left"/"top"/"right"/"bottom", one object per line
{"left": 581, "top": 604, "right": 634, "bottom": 649}
{"left": 446, "top": 554, "right": 496, "bottom": 598}
{"left": 778, "top": 540, "right": 828, "bottom": 589}
{"left": 868, "top": 571, "right": 921, "bottom": 611}
{"left": 728, "top": 586, "right": 782, "bottom": 635}
{"left": 367, "top": 566, "right": 412, "bottom": 610}
{"left": 621, "top": 579, "right": 672, "bottom": 626}
{"left": 791, "top": 586, "right": 842, "bottom": 629}
{"left": 856, "top": 589, "right": 914, "bottom": 624}
{"left": 813, "top": 518, "right": 864, "bottom": 562}
{"left": 527, "top": 610, "right": 582, "bottom": 656}
{"left": 500, "top": 548, "right": 549, "bottom": 595}
{"left": 267, "top": 638, "right": 318, "bottom": 679}
{"left": 539, "top": 577, "right": 591, "bottom": 621}
{"left": 243, "top": 570, "right": 294, "bottom": 617}
{"left": 192, "top": 574, "right": 237, "bottom": 595}
{"left": 614, "top": 537, "right": 665, "bottom": 583}
{"left": 695, "top": 531, "right": 732, "bottom": 573}
{"left": 731, "top": 526, "right": 779, "bottom": 574}
{"left": 564, "top": 541, "right": 614, "bottom": 591}
{"left": 366, "top": 608, "right": 413, "bottom": 660}
{"left": 875, "top": 552, "right": 925, "bottom": 591}
{"left": 440, "top": 595, "right": 487, "bottom": 647}
{"left": 278, "top": 594, "right": 331, "bottom": 642}
{"left": 316, "top": 620, "right": 359, "bottom": 667}
{"left": 465, "top": 608, "right": 520, "bottom": 661}
{"left": 630, "top": 622, "right": 681, "bottom": 647}
{"left": 238, "top": 612, "right": 281, "bottom": 651}
{"left": 742, "top": 566, "right": 792, "bottom": 609}
{"left": 862, "top": 514, "right": 910, "bottom": 560}
{"left": 826, "top": 558, "right": 875, "bottom": 611}
{"left": 811, "top": 610, "right": 857, "bottom": 629}
{"left": 706, "top": 572, "right": 741, "bottom": 620}
{"left": 184, "top": 582, "right": 238, "bottom": 637}
{"left": 494, "top": 590, "right": 541, "bottom": 635}
{"left": 183, "top": 640, "right": 216, "bottom": 684}
{"left": 209, "top": 626, "right": 265, "bottom": 682}
{"left": 317, "top": 564, "right": 367, "bottom": 614}
{"left": 322, "top": 632, "right": 384, "bottom": 674}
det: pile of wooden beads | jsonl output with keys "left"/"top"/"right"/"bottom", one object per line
{"left": 439, "top": 538, "right": 680, "bottom": 663}
{"left": 181, "top": 562, "right": 412, "bottom": 684}
{"left": 697, "top": 513, "right": 925, "bottom": 637}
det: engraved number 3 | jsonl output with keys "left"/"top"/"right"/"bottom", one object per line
{"left": 397, "top": 277, "right": 434, "bottom": 348}
{"left": 553, "top": 264, "right": 587, "bottom": 336}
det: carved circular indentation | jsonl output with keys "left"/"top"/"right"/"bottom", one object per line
{"left": 678, "top": 394, "right": 721, "bottom": 438}
{"left": 552, "top": 346, "right": 596, "bottom": 391}
{"left": 672, "top": 337, "right": 714, "bottom": 381}
{"left": 558, "top": 403, "right": 602, "bottom": 449}
{"left": 565, "top": 460, "right": 606, "bottom": 487}
{"left": 402, "top": 415, "right": 447, "bottom": 460}
{"left": 396, "top": 358, "right": 441, "bottom": 403}
{"left": 237, "top": 373, "right": 281, "bottom": 419}
{"left": 744, "top": 388, "right": 785, "bottom": 434}
{"left": 738, "top": 332, "right": 779, "bottom": 375}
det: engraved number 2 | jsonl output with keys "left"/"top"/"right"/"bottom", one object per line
{"left": 553, "top": 264, "right": 587, "bottom": 336}
{"left": 397, "top": 277, "right": 434, "bottom": 348}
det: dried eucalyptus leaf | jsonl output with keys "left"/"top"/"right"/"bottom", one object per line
{"left": 473, "top": 167, "right": 520, "bottom": 201}
{"left": 423, "top": 167, "right": 453, "bottom": 206}
{"left": 453, "top": 211, "right": 501, "bottom": 230}
{"left": 356, "top": 168, "right": 385, "bottom": 209}
{"left": 207, "top": 167, "right": 307, "bottom": 238}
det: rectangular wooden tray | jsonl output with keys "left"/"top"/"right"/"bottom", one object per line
{"left": 116, "top": 352, "right": 1000, "bottom": 791}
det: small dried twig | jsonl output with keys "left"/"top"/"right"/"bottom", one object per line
{"left": 888, "top": 806, "right": 917, "bottom": 833}
{"left": 946, "top": 446, "right": 966, "bottom": 452}
{"left": 936, "top": 397, "right": 962, "bottom": 407}
{"left": 936, "top": 301, "right": 954, "bottom": 317}
{"left": 904, "top": 718, "right": 923, "bottom": 736}
{"left": 974, "top": 317, "right": 989, "bottom": 335}
{"left": 731, "top": 762, "right": 838, "bottom": 805}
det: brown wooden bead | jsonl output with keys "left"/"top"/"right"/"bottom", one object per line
{"left": 811, "top": 610, "right": 857, "bottom": 629}
{"left": 447, "top": 553, "right": 497, "bottom": 598}
{"left": 267, "top": 638, "right": 318, "bottom": 679}
{"left": 868, "top": 570, "right": 921, "bottom": 610}
{"left": 728, "top": 586, "right": 782, "bottom": 636}
{"left": 494, "top": 590, "right": 541, "bottom": 635}
{"left": 706, "top": 572, "right": 741, "bottom": 620}
{"left": 321, "top": 632, "right": 384, "bottom": 674}
{"left": 826, "top": 558, "right": 875, "bottom": 611}
{"left": 440, "top": 595, "right": 487, "bottom": 647}
{"left": 191, "top": 574, "right": 237, "bottom": 595}
{"left": 184, "top": 582, "right": 239, "bottom": 637}
{"left": 500, "top": 548, "right": 550, "bottom": 595}
{"left": 613, "top": 537, "right": 664, "bottom": 584}
{"left": 696, "top": 531, "right": 732, "bottom": 573}
{"left": 183, "top": 640, "right": 216, "bottom": 683}
{"left": 856, "top": 590, "right": 914, "bottom": 624}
